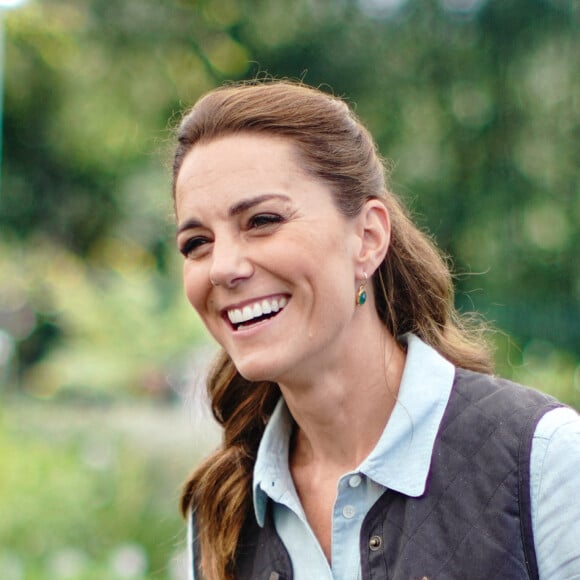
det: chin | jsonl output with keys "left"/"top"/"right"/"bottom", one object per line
{"left": 232, "top": 357, "right": 283, "bottom": 384}
{"left": 235, "top": 366, "right": 276, "bottom": 384}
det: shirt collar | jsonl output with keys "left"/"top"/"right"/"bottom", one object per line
{"left": 253, "top": 396, "right": 294, "bottom": 526}
{"left": 252, "top": 333, "right": 456, "bottom": 526}
{"left": 358, "top": 333, "right": 455, "bottom": 496}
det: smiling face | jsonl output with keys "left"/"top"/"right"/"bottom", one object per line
{"left": 174, "top": 133, "right": 370, "bottom": 385}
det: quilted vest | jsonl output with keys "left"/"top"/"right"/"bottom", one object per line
{"left": 198, "top": 368, "right": 561, "bottom": 579}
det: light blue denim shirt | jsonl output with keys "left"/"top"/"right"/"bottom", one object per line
{"left": 189, "top": 334, "right": 580, "bottom": 579}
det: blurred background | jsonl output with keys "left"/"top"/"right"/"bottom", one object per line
{"left": 0, "top": 0, "right": 578, "bottom": 578}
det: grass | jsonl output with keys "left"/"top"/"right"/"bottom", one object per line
{"left": 0, "top": 395, "right": 219, "bottom": 580}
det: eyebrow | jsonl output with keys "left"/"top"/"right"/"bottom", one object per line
{"left": 176, "top": 193, "right": 291, "bottom": 236}
{"left": 228, "top": 193, "right": 290, "bottom": 217}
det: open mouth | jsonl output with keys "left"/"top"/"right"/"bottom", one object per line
{"left": 226, "top": 296, "right": 289, "bottom": 331}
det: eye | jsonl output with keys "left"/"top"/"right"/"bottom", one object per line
{"left": 248, "top": 213, "right": 284, "bottom": 229}
{"left": 179, "top": 236, "right": 210, "bottom": 259}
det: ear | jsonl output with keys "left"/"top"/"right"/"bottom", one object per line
{"left": 353, "top": 199, "right": 391, "bottom": 278}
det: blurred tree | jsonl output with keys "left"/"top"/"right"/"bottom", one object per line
{"left": 0, "top": 0, "right": 577, "bottom": 398}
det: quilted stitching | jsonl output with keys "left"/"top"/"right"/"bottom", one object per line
{"left": 360, "top": 369, "right": 557, "bottom": 580}
{"left": 231, "top": 369, "right": 559, "bottom": 580}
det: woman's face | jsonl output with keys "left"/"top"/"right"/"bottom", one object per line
{"left": 174, "top": 133, "right": 365, "bottom": 385}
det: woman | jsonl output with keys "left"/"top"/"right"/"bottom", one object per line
{"left": 172, "top": 81, "right": 580, "bottom": 579}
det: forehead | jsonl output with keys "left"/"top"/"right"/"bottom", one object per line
{"left": 175, "top": 134, "right": 302, "bottom": 204}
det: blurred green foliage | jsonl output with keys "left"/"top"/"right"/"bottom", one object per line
{"left": 0, "top": 396, "right": 217, "bottom": 578}
{"left": 0, "top": 0, "right": 580, "bottom": 394}
{"left": 1, "top": 0, "right": 577, "bottom": 400}
{"left": 0, "top": 0, "right": 578, "bottom": 577}
{"left": 0, "top": 238, "right": 206, "bottom": 399}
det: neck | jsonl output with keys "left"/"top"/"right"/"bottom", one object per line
{"left": 280, "top": 325, "right": 406, "bottom": 473}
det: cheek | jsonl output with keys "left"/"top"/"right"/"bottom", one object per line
{"left": 183, "top": 263, "right": 207, "bottom": 314}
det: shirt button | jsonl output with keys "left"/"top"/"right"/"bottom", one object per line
{"left": 369, "top": 535, "right": 382, "bottom": 551}
{"left": 342, "top": 505, "right": 356, "bottom": 519}
{"left": 348, "top": 474, "right": 362, "bottom": 488}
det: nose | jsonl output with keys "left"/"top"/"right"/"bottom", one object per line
{"left": 209, "top": 236, "right": 254, "bottom": 288}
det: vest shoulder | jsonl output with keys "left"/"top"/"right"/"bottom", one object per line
{"left": 453, "top": 367, "right": 561, "bottom": 410}
{"left": 441, "top": 368, "right": 564, "bottom": 457}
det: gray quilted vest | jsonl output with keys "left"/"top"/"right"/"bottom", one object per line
{"left": 196, "top": 368, "right": 561, "bottom": 579}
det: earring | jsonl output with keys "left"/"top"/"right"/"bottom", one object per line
{"left": 355, "top": 273, "right": 368, "bottom": 306}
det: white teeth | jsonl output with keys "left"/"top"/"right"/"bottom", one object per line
{"left": 227, "top": 296, "right": 288, "bottom": 327}
{"left": 229, "top": 309, "right": 243, "bottom": 324}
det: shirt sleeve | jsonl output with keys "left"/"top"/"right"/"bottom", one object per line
{"left": 531, "top": 406, "right": 580, "bottom": 579}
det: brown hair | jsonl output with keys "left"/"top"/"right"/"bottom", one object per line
{"left": 173, "top": 80, "right": 493, "bottom": 579}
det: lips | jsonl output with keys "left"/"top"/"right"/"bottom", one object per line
{"left": 226, "top": 296, "right": 288, "bottom": 330}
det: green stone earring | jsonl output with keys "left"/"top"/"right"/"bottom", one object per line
{"left": 356, "top": 273, "right": 368, "bottom": 306}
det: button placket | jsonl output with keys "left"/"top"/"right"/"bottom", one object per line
{"left": 348, "top": 474, "right": 362, "bottom": 488}
{"left": 342, "top": 504, "right": 356, "bottom": 519}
